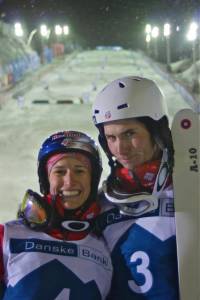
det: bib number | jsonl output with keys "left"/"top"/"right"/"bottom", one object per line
{"left": 128, "top": 251, "right": 153, "bottom": 294}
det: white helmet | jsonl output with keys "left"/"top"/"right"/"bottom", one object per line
{"left": 92, "top": 76, "right": 173, "bottom": 216}
{"left": 92, "top": 76, "right": 168, "bottom": 125}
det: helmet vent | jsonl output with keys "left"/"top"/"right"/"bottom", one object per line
{"left": 117, "top": 103, "right": 128, "bottom": 110}
{"left": 119, "top": 82, "right": 125, "bottom": 88}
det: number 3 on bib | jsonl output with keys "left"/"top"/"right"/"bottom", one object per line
{"left": 128, "top": 251, "right": 153, "bottom": 294}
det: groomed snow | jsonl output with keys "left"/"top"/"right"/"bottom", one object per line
{"left": 0, "top": 49, "right": 191, "bottom": 222}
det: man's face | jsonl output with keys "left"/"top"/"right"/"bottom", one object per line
{"left": 104, "top": 119, "right": 156, "bottom": 170}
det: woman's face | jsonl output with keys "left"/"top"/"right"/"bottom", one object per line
{"left": 48, "top": 155, "right": 91, "bottom": 210}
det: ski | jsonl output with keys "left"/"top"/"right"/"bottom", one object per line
{"left": 172, "top": 108, "right": 200, "bottom": 300}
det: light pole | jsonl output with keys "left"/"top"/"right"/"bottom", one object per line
{"left": 40, "top": 24, "right": 50, "bottom": 39}
{"left": 187, "top": 22, "right": 199, "bottom": 93}
{"left": 39, "top": 24, "right": 50, "bottom": 63}
{"left": 63, "top": 25, "right": 69, "bottom": 36}
{"left": 151, "top": 26, "right": 159, "bottom": 60}
{"left": 55, "top": 25, "right": 62, "bottom": 36}
{"left": 145, "top": 34, "right": 151, "bottom": 56}
{"left": 14, "top": 22, "right": 24, "bottom": 37}
{"left": 164, "top": 23, "right": 171, "bottom": 71}
{"left": 187, "top": 22, "right": 198, "bottom": 64}
{"left": 145, "top": 24, "right": 151, "bottom": 56}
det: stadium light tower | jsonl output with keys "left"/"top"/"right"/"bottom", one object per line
{"left": 40, "top": 24, "right": 50, "bottom": 38}
{"left": 145, "top": 34, "right": 151, "bottom": 55}
{"left": 151, "top": 26, "right": 159, "bottom": 59}
{"left": 145, "top": 24, "right": 152, "bottom": 55}
{"left": 164, "top": 23, "right": 171, "bottom": 71}
{"left": 55, "top": 25, "right": 63, "bottom": 36}
{"left": 14, "top": 22, "right": 24, "bottom": 37}
{"left": 145, "top": 24, "right": 151, "bottom": 35}
{"left": 186, "top": 22, "right": 199, "bottom": 93}
{"left": 63, "top": 25, "right": 69, "bottom": 35}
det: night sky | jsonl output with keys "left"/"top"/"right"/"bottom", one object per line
{"left": 0, "top": 0, "right": 200, "bottom": 48}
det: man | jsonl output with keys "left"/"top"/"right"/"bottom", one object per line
{"left": 92, "top": 76, "right": 179, "bottom": 299}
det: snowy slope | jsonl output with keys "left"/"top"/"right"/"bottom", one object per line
{"left": 0, "top": 49, "right": 191, "bottom": 222}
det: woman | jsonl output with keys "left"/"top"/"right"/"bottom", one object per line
{"left": 0, "top": 130, "right": 112, "bottom": 300}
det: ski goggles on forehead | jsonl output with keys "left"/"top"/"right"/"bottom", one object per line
{"left": 61, "top": 139, "right": 98, "bottom": 158}
{"left": 18, "top": 189, "right": 51, "bottom": 230}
